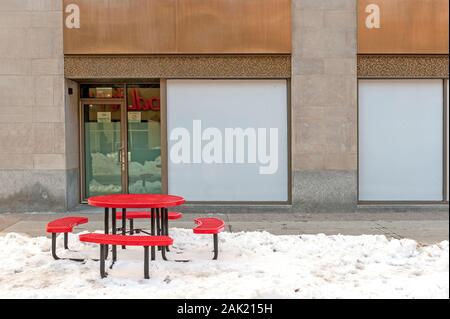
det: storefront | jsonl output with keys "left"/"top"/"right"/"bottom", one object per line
{"left": 0, "top": 0, "right": 448, "bottom": 212}
{"left": 79, "top": 79, "right": 289, "bottom": 203}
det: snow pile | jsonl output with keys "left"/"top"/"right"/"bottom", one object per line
{"left": 0, "top": 230, "right": 448, "bottom": 299}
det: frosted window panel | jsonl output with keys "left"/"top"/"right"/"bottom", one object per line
{"left": 359, "top": 80, "right": 443, "bottom": 201}
{"left": 167, "top": 80, "right": 288, "bottom": 201}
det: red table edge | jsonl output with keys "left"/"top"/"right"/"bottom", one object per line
{"left": 87, "top": 195, "right": 186, "bottom": 209}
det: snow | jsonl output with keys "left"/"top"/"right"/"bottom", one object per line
{"left": 0, "top": 230, "right": 448, "bottom": 299}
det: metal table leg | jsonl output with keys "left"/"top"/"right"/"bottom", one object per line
{"left": 151, "top": 208, "right": 155, "bottom": 261}
{"left": 162, "top": 207, "right": 169, "bottom": 260}
{"left": 121, "top": 208, "right": 127, "bottom": 249}
{"left": 156, "top": 208, "right": 161, "bottom": 251}
{"left": 111, "top": 208, "right": 117, "bottom": 262}
{"left": 104, "top": 208, "right": 109, "bottom": 259}
{"left": 164, "top": 207, "right": 170, "bottom": 252}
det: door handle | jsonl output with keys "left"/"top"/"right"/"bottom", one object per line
{"left": 117, "top": 147, "right": 125, "bottom": 164}
{"left": 119, "top": 148, "right": 126, "bottom": 172}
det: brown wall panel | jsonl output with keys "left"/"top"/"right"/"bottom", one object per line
{"left": 358, "top": 0, "right": 449, "bottom": 54}
{"left": 175, "top": 0, "right": 291, "bottom": 54}
{"left": 63, "top": 0, "right": 291, "bottom": 55}
{"left": 63, "top": 0, "right": 177, "bottom": 54}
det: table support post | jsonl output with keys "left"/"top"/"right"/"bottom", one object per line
{"left": 165, "top": 208, "right": 169, "bottom": 235}
{"left": 150, "top": 208, "right": 156, "bottom": 260}
{"left": 151, "top": 208, "right": 155, "bottom": 261}
{"left": 112, "top": 208, "right": 117, "bottom": 262}
{"left": 160, "top": 208, "right": 166, "bottom": 236}
{"left": 151, "top": 208, "right": 155, "bottom": 235}
{"left": 64, "top": 233, "right": 69, "bottom": 250}
{"left": 121, "top": 209, "right": 127, "bottom": 249}
{"left": 104, "top": 208, "right": 109, "bottom": 260}
{"left": 213, "top": 234, "right": 219, "bottom": 260}
{"left": 156, "top": 208, "right": 161, "bottom": 236}
{"left": 104, "top": 208, "right": 109, "bottom": 233}
{"left": 130, "top": 219, "right": 134, "bottom": 235}
{"left": 164, "top": 208, "right": 170, "bottom": 253}
{"left": 157, "top": 208, "right": 162, "bottom": 251}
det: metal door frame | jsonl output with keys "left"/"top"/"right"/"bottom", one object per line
{"left": 79, "top": 99, "right": 128, "bottom": 201}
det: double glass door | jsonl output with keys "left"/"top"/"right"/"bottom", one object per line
{"left": 81, "top": 84, "right": 162, "bottom": 199}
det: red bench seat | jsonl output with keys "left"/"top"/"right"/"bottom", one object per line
{"left": 79, "top": 233, "right": 173, "bottom": 279}
{"left": 193, "top": 218, "right": 225, "bottom": 260}
{"left": 79, "top": 233, "right": 173, "bottom": 246}
{"left": 46, "top": 217, "right": 88, "bottom": 233}
{"left": 193, "top": 218, "right": 225, "bottom": 234}
{"left": 46, "top": 216, "right": 89, "bottom": 261}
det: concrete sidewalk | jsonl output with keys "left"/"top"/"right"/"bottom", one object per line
{"left": 0, "top": 210, "right": 448, "bottom": 245}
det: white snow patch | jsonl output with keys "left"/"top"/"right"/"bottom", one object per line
{"left": 0, "top": 230, "right": 448, "bottom": 299}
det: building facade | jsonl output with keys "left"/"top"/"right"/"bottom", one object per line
{"left": 0, "top": 0, "right": 448, "bottom": 213}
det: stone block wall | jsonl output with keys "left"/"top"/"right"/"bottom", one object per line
{"left": 291, "top": 0, "right": 358, "bottom": 212}
{"left": 0, "top": 0, "right": 68, "bottom": 212}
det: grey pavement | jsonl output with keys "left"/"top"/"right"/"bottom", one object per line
{"left": 0, "top": 206, "right": 448, "bottom": 245}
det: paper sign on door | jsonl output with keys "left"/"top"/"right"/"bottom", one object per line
{"left": 97, "top": 112, "right": 111, "bottom": 123}
{"left": 128, "top": 112, "right": 142, "bottom": 123}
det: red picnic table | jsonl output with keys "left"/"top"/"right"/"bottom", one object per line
{"left": 88, "top": 194, "right": 185, "bottom": 262}
{"left": 46, "top": 194, "right": 225, "bottom": 278}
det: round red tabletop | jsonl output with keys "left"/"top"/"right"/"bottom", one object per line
{"left": 88, "top": 194, "right": 185, "bottom": 209}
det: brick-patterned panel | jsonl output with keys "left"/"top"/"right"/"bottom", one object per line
{"left": 64, "top": 55, "right": 291, "bottom": 79}
{"left": 358, "top": 55, "right": 449, "bottom": 78}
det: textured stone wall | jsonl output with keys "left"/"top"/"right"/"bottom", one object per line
{"left": 64, "top": 55, "right": 291, "bottom": 79}
{"left": 358, "top": 55, "right": 449, "bottom": 78}
{"left": 0, "top": 0, "right": 68, "bottom": 212}
{"left": 292, "top": 0, "right": 357, "bottom": 171}
{"left": 291, "top": 0, "right": 358, "bottom": 211}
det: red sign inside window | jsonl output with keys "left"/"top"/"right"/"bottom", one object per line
{"left": 129, "top": 88, "right": 160, "bottom": 111}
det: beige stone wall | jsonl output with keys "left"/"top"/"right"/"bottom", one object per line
{"left": 291, "top": 0, "right": 357, "bottom": 171}
{"left": 0, "top": 0, "right": 64, "bottom": 170}
{"left": 0, "top": 0, "right": 68, "bottom": 211}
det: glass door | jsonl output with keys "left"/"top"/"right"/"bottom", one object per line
{"left": 82, "top": 102, "right": 126, "bottom": 198}
{"left": 80, "top": 83, "right": 162, "bottom": 200}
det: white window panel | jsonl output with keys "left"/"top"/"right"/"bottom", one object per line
{"left": 359, "top": 79, "right": 443, "bottom": 201}
{"left": 167, "top": 79, "right": 288, "bottom": 202}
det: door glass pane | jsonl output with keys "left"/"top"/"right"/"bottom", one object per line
{"left": 127, "top": 84, "right": 162, "bottom": 194}
{"left": 84, "top": 104, "right": 123, "bottom": 197}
